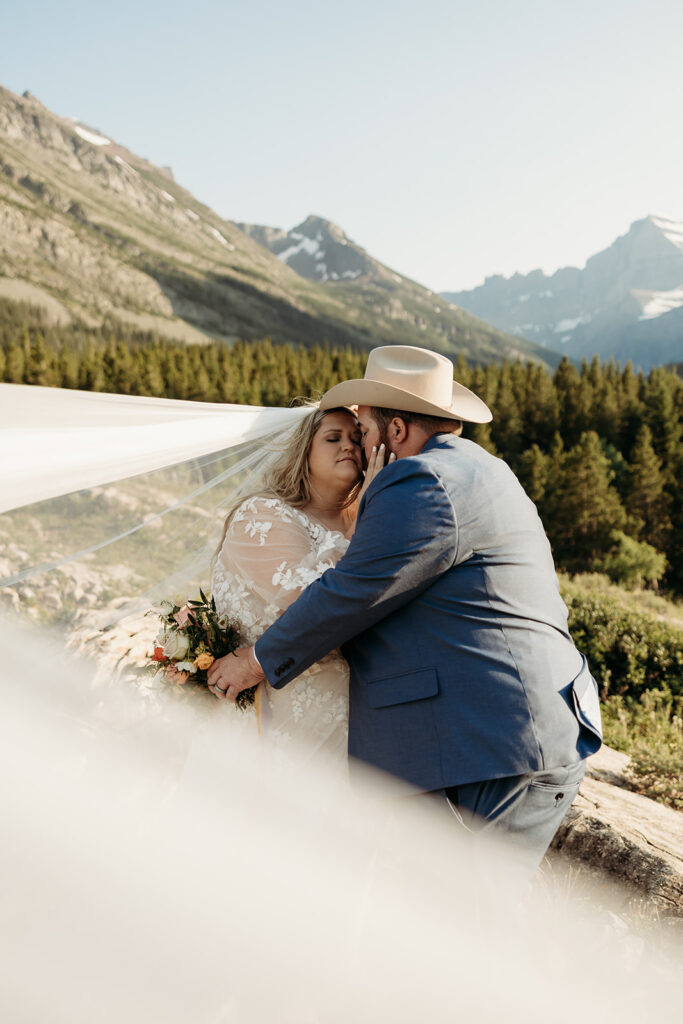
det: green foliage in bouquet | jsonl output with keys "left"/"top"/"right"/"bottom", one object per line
{"left": 150, "top": 590, "right": 255, "bottom": 710}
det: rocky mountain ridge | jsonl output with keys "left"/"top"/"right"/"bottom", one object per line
{"left": 443, "top": 216, "right": 683, "bottom": 371}
{"left": 0, "top": 86, "right": 557, "bottom": 367}
{"left": 236, "top": 215, "right": 387, "bottom": 284}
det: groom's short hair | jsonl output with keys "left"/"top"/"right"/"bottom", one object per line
{"left": 370, "top": 407, "right": 463, "bottom": 438}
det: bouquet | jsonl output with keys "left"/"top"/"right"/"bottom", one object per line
{"left": 149, "top": 590, "right": 255, "bottom": 710}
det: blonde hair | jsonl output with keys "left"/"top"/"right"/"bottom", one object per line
{"left": 214, "top": 405, "right": 361, "bottom": 559}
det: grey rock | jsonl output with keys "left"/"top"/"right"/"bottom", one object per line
{"left": 551, "top": 746, "right": 683, "bottom": 919}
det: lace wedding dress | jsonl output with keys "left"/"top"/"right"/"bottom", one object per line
{"left": 210, "top": 495, "right": 351, "bottom": 771}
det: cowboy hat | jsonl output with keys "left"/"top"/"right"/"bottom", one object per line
{"left": 320, "top": 345, "right": 492, "bottom": 423}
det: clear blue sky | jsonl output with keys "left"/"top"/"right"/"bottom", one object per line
{"left": 2, "top": 0, "right": 682, "bottom": 291}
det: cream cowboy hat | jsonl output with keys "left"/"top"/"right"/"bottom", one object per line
{"left": 320, "top": 345, "right": 492, "bottom": 423}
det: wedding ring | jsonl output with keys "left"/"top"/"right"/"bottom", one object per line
{"left": 214, "top": 685, "right": 227, "bottom": 694}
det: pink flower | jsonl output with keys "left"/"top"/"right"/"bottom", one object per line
{"left": 173, "top": 606, "right": 192, "bottom": 627}
{"left": 164, "top": 664, "right": 190, "bottom": 685}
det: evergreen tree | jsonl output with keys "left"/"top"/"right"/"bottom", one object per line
{"left": 467, "top": 421, "right": 499, "bottom": 456}
{"left": 56, "top": 347, "right": 79, "bottom": 390}
{"left": 625, "top": 424, "right": 672, "bottom": 551}
{"left": 4, "top": 343, "right": 25, "bottom": 383}
{"left": 589, "top": 357, "right": 620, "bottom": 446}
{"left": 24, "top": 330, "right": 56, "bottom": 386}
{"left": 454, "top": 355, "right": 472, "bottom": 390}
{"left": 78, "top": 340, "right": 105, "bottom": 391}
{"left": 141, "top": 346, "right": 167, "bottom": 397}
{"left": 544, "top": 431, "right": 627, "bottom": 572}
{"left": 665, "top": 449, "right": 683, "bottom": 593}
{"left": 641, "top": 366, "right": 682, "bottom": 482}
{"left": 489, "top": 361, "right": 524, "bottom": 463}
{"left": 616, "top": 362, "right": 645, "bottom": 456}
{"left": 554, "top": 357, "right": 593, "bottom": 446}
{"left": 520, "top": 363, "right": 559, "bottom": 449}
{"left": 515, "top": 444, "right": 549, "bottom": 505}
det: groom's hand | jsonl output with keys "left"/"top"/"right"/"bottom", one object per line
{"left": 208, "top": 646, "right": 265, "bottom": 701}
{"left": 348, "top": 443, "right": 396, "bottom": 536}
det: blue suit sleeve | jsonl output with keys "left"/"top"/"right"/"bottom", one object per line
{"left": 254, "top": 460, "right": 458, "bottom": 688}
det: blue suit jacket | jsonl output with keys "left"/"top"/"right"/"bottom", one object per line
{"left": 255, "top": 434, "right": 602, "bottom": 791}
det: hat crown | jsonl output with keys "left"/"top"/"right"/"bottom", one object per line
{"left": 319, "top": 344, "right": 492, "bottom": 424}
{"left": 365, "top": 347, "right": 454, "bottom": 407}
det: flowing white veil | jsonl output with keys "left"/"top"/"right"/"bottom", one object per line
{"left": 0, "top": 382, "right": 311, "bottom": 649}
{"left": 1, "top": 383, "right": 682, "bottom": 1022}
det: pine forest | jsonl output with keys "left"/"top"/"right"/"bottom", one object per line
{"left": 3, "top": 297, "right": 682, "bottom": 598}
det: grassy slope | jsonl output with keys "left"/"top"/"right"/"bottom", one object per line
{"left": 0, "top": 87, "right": 558, "bottom": 367}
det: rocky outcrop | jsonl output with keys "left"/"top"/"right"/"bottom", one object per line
{"left": 550, "top": 746, "right": 683, "bottom": 920}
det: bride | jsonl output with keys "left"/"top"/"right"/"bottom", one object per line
{"left": 209, "top": 405, "right": 388, "bottom": 771}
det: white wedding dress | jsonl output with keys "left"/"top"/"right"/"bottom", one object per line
{"left": 211, "top": 495, "right": 351, "bottom": 771}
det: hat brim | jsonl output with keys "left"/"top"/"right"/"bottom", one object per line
{"left": 320, "top": 378, "right": 492, "bottom": 424}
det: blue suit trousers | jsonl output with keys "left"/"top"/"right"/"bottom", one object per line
{"left": 443, "top": 759, "right": 586, "bottom": 876}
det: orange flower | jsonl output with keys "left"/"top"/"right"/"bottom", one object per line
{"left": 194, "top": 652, "right": 215, "bottom": 671}
{"left": 152, "top": 646, "right": 168, "bottom": 663}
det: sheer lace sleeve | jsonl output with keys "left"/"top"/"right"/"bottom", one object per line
{"left": 219, "top": 497, "right": 347, "bottom": 613}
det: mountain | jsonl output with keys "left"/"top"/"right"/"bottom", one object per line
{"left": 236, "top": 215, "right": 383, "bottom": 283}
{"left": 442, "top": 216, "right": 683, "bottom": 371}
{"left": 234, "top": 215, "right": 562, "bottom": 366}
{"left": 0, "top": 85, "right": 558, "bottom": 368}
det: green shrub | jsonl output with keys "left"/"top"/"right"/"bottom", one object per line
{"left": 561, "top": 579, "right": 683, "bottom": 700}
{"left": 594, "top": 530, "right": 667, "bottom": 589}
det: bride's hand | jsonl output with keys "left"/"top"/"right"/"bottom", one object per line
{"left": 358, "top": 443, "right": 396, "bottom": 504}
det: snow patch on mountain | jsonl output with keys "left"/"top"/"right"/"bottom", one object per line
{"left": 639, "top": 286, "right": 683, "bottom": 320}
{"left": 113, "top": 155, "right": 138, "bottom": 176}
{"left": 74, "top": 125, "right": 110, "bottom": 147}
{"left": 650, "top": 216, "right": 683, "bottom": 253}
{"left": 274, "top": 230, "right": 362, "bottom": 281}
{"left": 554, "top": 314, "right": 593, "bottom": 333}
{"left": 277, "top": 234, "right": 322, "bottom": 263}
{"left": 209, "top": 227, "right": 234, "bottom": 250}
{"left": 326, "top": 269, "right": 363, "bottom": 281}
{"left": 160, "top": 190, "right": 175, "bottom": 203}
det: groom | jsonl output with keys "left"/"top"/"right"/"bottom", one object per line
{"left": 208, "top": 345, "right": 602, "bottom": 869}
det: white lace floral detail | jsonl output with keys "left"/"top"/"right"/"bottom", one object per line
{"left": 271, "top": 559, "right": 336, "bottom": 591}
{"left": 244, "top": 519, "right": 272, "bottom": 546}
{"left": 211, "top": 496, "right": 350, "bottom": 772}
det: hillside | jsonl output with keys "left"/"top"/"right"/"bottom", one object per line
{"left": 443, "top": 216, "right": 683, "bottom": 371}
{"left": 0, "top": 86, "right": 557, "bottom": 367}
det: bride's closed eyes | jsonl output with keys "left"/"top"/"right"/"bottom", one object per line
{"left": 324, "top": 433, "right": 361, "bottom": 446}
